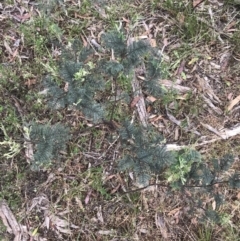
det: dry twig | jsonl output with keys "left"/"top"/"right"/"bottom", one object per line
{"left": 0, "top": 200, "right": 28, "bottom": 241}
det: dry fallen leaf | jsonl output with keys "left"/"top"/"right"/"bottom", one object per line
{"left": 159, "top": 79, "right": 191, "bottom": 93}
{"left": 150, "top": 38, "right": 156, "bottom": 47}
{"left": 191, "top": 217, "right": 198, "bottom": 225}
{"left": 98, "top": 230, "right": 116, "bottom": 235}
{"left": 11, "top": 48, "right": 19, "bottom": 60}
{"left": 80, "top": 34, "right": 88, "bottom": 47}
{"left": 4, "top": 40, "right": 13, "bottom": 55}
{"left": 85, "top": 190, "right": 92, "bottom": 205}
{"left": 75, "top": 197, "right": 84, "bottom": 211}
{"left": 237, "top": 192, "right": 240, "bottom": 200}
{"left": 46, "top": 213, "right": 73, "bottom": 234}
{"left": 225, "top": 20, "right": 237, "bottom": 31}
{"left": 14, "top": 12, "right": 31, "bottom": 22}
{"left": 139, "top": 228, "right": 148, "bottom": 234}
{"left": 155, "top": 213, "right": 168, "bottom": 239}
{"left": 163, "top": 38, "right": 168, "bottom": 46}
{"left": 149, "top": 115, "right": 163, "bottom": 122}
{"left": 201, "top": 94, "right": 223, "bottom": 115}
{"left": 193, "top": 0, "right": 204, "bottom": 8}
{"left": 96, "top": 206, "right": 104, "bottom": 223}
{"left": 146, "top": 95, "right": 157, "bottom": 103}
{"left": 220, "top": 52, "right": 231, "bottom": 71}
{"left": 227, "top": 95, "right": 240, "bottom": 111}
{"left": 122, "top": 17, "right": 130, "bottom": 23}
{"left": 130, "top": 96, "right": 141, "bottom": 108}
{"left": 227, "top": 92, "right": 233, "bottom": 100}
{"left": 177, "top": 12, "right": 185, "bottom": 25}
{"left": 24, "top": 79, "right": 37, "bottom": 88}
{"left": 188, "top": 57, "right": 199, "bottom": 65}
{"left": 110, "top": 183, "right": 121, "bottom": 194}
{"left": 176, "top": 94, "right": 188, "bottom": 100}
{"left": 212, "top": 200, "right": 216, "bottom": 210}
{"left": 167, "top": 207, "right": 181, "bottom": 216}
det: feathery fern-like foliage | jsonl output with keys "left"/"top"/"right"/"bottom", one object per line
{"left": 182, "top": 154, "right": 240, "bottom": 223}
{"left": 101, "top": 31, "right": 126, "bottom": 57}
{"left": 43, "top": 31, "right": 163, "bottom": 124}
{"left": 118, "top": 121, "right": 176, "bottom": 186}
{"left": 43, "top": 41, "right": 105, "bottom": 122}
{"left": 187, "top": 154, "right": 235, "bottom": 186}
{"left": 30, "top": 123, "right": 70, "bottom": 170}
{"left": 100, "top": 31, "right": 163, "bottom": 97}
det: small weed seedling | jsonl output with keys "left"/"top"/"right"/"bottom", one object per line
{"left": 27, "top": 29, "right": 240, "bottom": 224}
